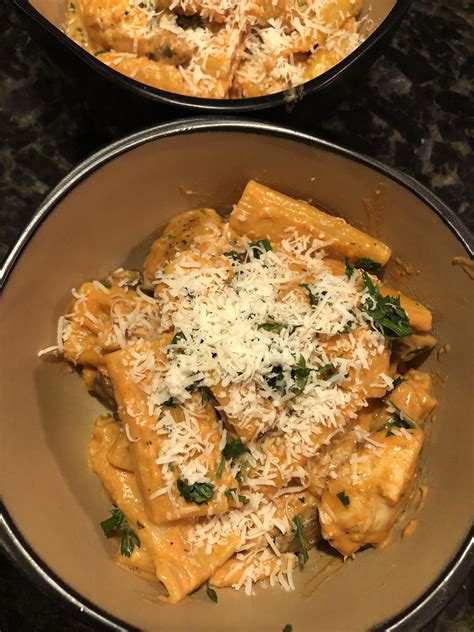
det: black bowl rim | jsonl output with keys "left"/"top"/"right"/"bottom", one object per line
{"left": 0, "top": 118, "right": 472, "bottom": 632}
{"left": 14, "top": 0, "right": 412, "bottom": 112}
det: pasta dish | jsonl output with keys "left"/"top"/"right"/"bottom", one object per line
{"left": 41, "top": 181, "right": 438, "bottom": 602}
{"left": 64, "top": 0, "right": 367, "bottom": 98}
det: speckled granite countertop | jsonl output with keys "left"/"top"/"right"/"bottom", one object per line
{"left": 0, "top": 0, "right": 472, "bottom": 629}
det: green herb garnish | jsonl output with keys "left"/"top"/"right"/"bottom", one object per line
{"left": 248, "top": 239, "right": 272, "bottom": 259}
{"left": 264, "top": 364, "right": 285, "bottom": 392}
{"left": 100, "top": 509, "right": 141, "bottom": 558}
{"left": 336, "top": 491, "right": 350, "bottom": 507}
{"left": 170, "top": 330, "right": 186, "bottom": 345}
{"left": 338, "top": 321, "right": 353, "bottom": 334}
{"left": 258, "top": 322, "right": 287, "bottom": 333}
{"left": 222, "top": 439, "right": 248, "bottom": 461}
{"left": 317, "top": 363, "right": 338, "bottom": 380}
{"left": 300, "top": 283, "right": 324, "bottom": 306}
{"left": 258, "top": 322, "right": 300, "bottom": 334}
{"left": 361, "top": 271, "right": 411, "bottom": 338}
{"left": 216, "top": 455, "right": 225, "bottom": 480}
{"left": 224, "top": 249, "right": 244, "bottom": 262}
{"left": 224, "top": 488, "right": 248, "bottom": 503}
{"left": 177, "top": 480, "right": 214, "bottom": 504}
{"left": 293, "top": 515, "right": 309, "bottom": 564}
{"left": 345, "top": 256, "right": 354, "bottom": 279}
{"left": 200, "top": 386, "right": 217, "bottom": 405}
{"left": 291, "top": 355, "right": 311, "bottom": 392}
{"left": 206, "top": 584, "right": 218, "bottom": 603}
{"left": 176, "top": 14, "right": 204, "bottom": 29}
{"left": 392, "top": 376, "right": 405, "bottom": 390}
{"left": 282, "top": 625, "right": 293, "bottom": 632}
{"left": 383, "top": 398, "right": 417, "bottom": 428}
{"left": 354, "top": 257, "right": 382, "bottom": 274}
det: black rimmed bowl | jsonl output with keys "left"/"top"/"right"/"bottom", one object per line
{"left": 0, "top": 119, "right": 472, "bottom": 632}
{"left": 14, "top": 0, "right": 412, "bottom": 124}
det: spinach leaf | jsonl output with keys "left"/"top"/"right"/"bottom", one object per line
{"left": 361, "top": 271, "right": 411, "bottom": 338}
{"left": 354, "top": 257, "right": 382, "bottom": 274}
{"left": 177, "top": 479, "right": 214, "bottom": 504}
{"left": 345, "top": 256, "right": 354, "bottom": 279}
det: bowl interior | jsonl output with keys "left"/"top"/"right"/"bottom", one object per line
{"left": 1, "top": 127, "right": 472, "bottom": 632}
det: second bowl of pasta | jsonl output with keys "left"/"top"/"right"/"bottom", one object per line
{"left": 14, "top": 0, "right": 412, "bottom": 118}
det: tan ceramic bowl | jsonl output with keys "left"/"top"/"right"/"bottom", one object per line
{"left": 0, "top": 120, "right": 472, "bottom": 632}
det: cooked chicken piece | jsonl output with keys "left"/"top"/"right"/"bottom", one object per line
{"left": 307, "top": 403, "right": 376, "bottom": 498}
{"left": 144, "top": 208, "right": 224, "bottom": 281}
{"left": 318, "top": 428, "right": 424, "bottom": 556}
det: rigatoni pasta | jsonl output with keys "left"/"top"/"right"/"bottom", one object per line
{"left": 64, "top": 0, "right": 368, "bottom": 98}
{"left": 40, "top": 181, "right": 438, "bottom": 603}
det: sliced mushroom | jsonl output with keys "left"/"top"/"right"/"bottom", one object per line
{"left": 392, "top": 334, "right": 437, "bottom": 363}
{"left": 276, "top": 504, "right": 321, "bottom": 554}
{"left": 83, "top": 367, "right": 117, "bottom": 412}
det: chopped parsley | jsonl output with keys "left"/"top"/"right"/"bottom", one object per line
{"left": 338, "top": 321, "right": 353, "bottom": 334}
{"left": 264, "top": 364, "right": 285, "bottom": 392}
{"left": 291, "top": 355, "right": 312, "bottom": 391}
{"left": 100, "top": 509, "right": 141, "bottom": 558}
{"left": 200, "top": 386, "right": 217, "bottom": 405}
{"left": 224, "top": 239, "right": 272, "bottom": 263}
{"left": 345, "top": 256, "right": 354, "bottom": 279}
{"left": 224, "top": 488, "right": 248, "bottom": 503}
{"left": 282, "top": 626, "right": 293, "bottom": 632}
{"left": 392, "top": 376, "right": 405, "bottom": 390}
{"left": 217, "top": 439, "right": 248, "bottom": 478}
{"left": 300, "top": 284, "right": 325, "bottom": 306}
{"left": 170, "top": 330, "right": 186, "bottom": 346}
{"left": 222, "top": 439, "right": 249, "bottom": 461}
{"left": 206, "top": 584, "right": 218, "bottom": 603}
{"left": 258, "top": 322, "right": 300, "bottom": 334}
{"left": 248, "top": 239, "right": 272, "bottom": 258}
{"left": 383, "top": 398, "right": 417, "bottom": 428}
{"left": 216, "top": 455, "right": 225, "bottom": 479}
{"left": 336, "top": 491, "right": 350, "bottom": 507}
{"left": 317, "top": 363, "right": 338, "bottom": 380}
{"left": 293, "top": 515, "right": 309, "bottom": 564}
{"left": 354, "top": 257, "right": 382, "bottom": 274}
{"left": 346, "top": 256, "right": 382, "bottom": 278}
{"left": 361, "top": 271, "right": 411, "bottom": 338}
{"left": 177, "top": 480, "right": 214, "bottom": 504}
{"left": 291, "top": 356, "right": 338, "bottom": 392}
{"left": 162, "top": 397, "right": 176, "bottom": 408}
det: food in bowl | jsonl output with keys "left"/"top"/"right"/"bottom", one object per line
{"left": 39, "top": 180, "right": 438, "bottom": 603}
{"left": 64, "top": 0, "right": 367, "bottom": 98}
